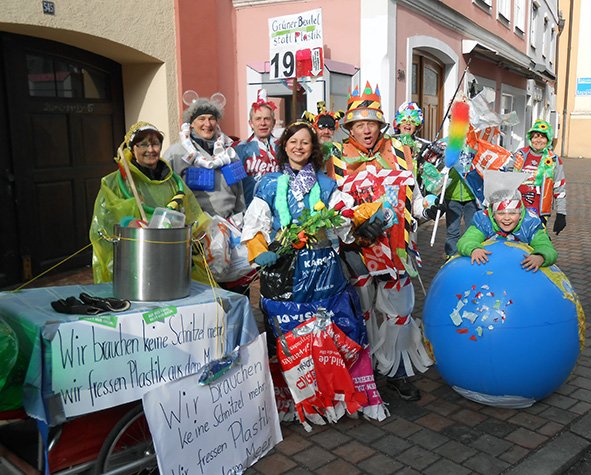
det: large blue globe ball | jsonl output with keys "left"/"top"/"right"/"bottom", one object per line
{"left": 423, "top": 240, "right": 582, "bottom": 407}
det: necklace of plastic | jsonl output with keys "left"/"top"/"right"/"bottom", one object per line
{"left": 275, "top": 173, "right": 321, "bottom": 228}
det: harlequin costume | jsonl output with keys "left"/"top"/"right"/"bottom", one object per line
{"left": 89, "top": 122, "right": 210, "bottom": 284}
{"left": 511, "top": 120, "right": 566, "bottom": 226}
{"left": 324, "top": 83, "right": 433, "bottom": 385}
{"left": 234, "top": 90, "right": 280, "bottom": 206}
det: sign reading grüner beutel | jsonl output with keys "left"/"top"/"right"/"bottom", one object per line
{"left": 268, "top": 8, "right": 323, "bottom": 80}
{"left": 50, "top": 302, "right": 226, "bottom": 417}
{"left": 143, "top": 333, "right": 282, "bottom": 475}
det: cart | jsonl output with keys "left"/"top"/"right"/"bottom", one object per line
{"left": 0, "top": 282, "right": 258, "bottom": 474}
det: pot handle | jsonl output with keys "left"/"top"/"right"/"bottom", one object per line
{"left": 98, "top": 228, "right": 121, "bottom": 244}
{"left": 191, "top": 231, "right": 207, "bottom": 243}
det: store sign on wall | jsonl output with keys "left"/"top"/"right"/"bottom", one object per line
{"left": 576, "top": 78, "right": 591, "bottom": 96}
{"left": 268, "top": 8, "right": 324, "bottom": 80}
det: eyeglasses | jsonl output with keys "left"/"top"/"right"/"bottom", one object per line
{"left": 317, "top": 124, "right": 335, "bottom": 131}
{"left": 134, "top": 141, "right": 161, "bottom": 150}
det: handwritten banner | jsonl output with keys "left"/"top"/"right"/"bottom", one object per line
{"left": 50, "top": 302, "right": 226, "bottom": 417}
{"left": 143, "top": 333, "right": 282, "bottom": 475}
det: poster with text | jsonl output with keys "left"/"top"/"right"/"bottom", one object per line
{"left": 268, "top": 8, "right": 323, "bottom": 80}
{"left": 50, "top": 302, "right": 226, "bottom": 417}
{"left": 143, "top": 333, "right": 281, "bottom": 475}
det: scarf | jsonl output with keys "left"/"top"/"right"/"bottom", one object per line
{"left": 276, "top": 164, "right": 321, "bottom": 227}
{"left": 284, "top": 163, "right": 317, "bottom": 202}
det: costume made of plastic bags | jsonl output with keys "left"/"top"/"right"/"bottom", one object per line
{"left": 242, "top": 170, "right": 389, "bottom": 421}
{"left": 202, "top": 215, "right": 252, "bottom": 283}
{"left": 509, "top": 121, "right": 566, "bottom": 217}
{"left": 0, "top": 317, "right": 19, "bottom": 410}
{"left": 325, "top": 133, "right": 433, "bottom": 380}
{"left": 277, "top": 313, "right": 367, "bottom": 431}
{"left": 89, "top": 124, "right": 210, "bottom": 284}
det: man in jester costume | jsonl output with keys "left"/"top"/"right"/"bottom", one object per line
{"left": 302, "top": 100, "right": 345, "bottom": 145}
{"left": 509, "top": 119, "right": 567, "bottom": 234}
{"left": 325, "top": 83, "right": 439, "bottom": 400}
{"left": 89, "top": 122, "right": 210, "bottom": 284}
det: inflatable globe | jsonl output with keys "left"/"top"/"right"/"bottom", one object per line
{"left": 423, "top": 240, "right": 584, "bottom": 408}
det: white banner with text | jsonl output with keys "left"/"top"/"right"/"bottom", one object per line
{"left": 143, "top": 333, "right": 282, "bottom": 475}
{"left": 50, "top": 302, "right": 226, "bottom": 417}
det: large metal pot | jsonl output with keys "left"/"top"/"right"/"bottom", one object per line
{"left": 112, "top": 225, "right": 192, "bottom": 301}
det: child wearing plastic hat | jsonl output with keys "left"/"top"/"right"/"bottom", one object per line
{"left": 393, "top": 101, "right": 424, "bottom": 148}
{"left": 511, "top": 119, "right": 567, "bottom": 234}
{"left": 457, "top": 170, "right": 557, "bottom": 272}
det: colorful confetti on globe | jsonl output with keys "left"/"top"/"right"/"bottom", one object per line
{"left": 423, "top": 240, "right": 584, "bottom": 408}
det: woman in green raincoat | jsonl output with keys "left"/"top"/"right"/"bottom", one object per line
{"left": 89, "top": 122, "right": 210, "bottom": 283}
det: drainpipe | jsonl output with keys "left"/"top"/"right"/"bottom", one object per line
{"left": 560, "top": 0, "right": 575, "bottom": 157}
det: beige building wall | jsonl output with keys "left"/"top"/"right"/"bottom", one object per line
{"left": 0, "top": 0, "right": 179, "bottom": 148}
{"left": 556, "top": 0, "right": 591, "bottom": 158}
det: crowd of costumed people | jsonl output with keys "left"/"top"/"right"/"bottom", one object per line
{"left": 88, "top": 81, "right": 583, "bottom": 428}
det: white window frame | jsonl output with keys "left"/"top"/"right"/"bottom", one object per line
{"left": 473, "top": 0, "right": 493, "bottom": 12}
{"left": 497, "top": 0, "right": 511, "bottom": 22}
{"left": 514, "top": 0, "right": 526, "bottom": 33}
{"left": 530, "top": 4, "right": 539, "bottom": 49}
{"left": 542, "top": 14, "right": 549, "bottom": 59}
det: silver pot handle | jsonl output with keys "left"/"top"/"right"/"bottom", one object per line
{"left": 98, "top": 228, "right": 120, "bottom": 244}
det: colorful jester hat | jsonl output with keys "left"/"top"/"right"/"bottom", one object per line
{"left": 394, "top": 101, "right": 424, "bottom": 128}
{"left": 302, "top": 101, "right": 345, "bottom": 131}
{"left": 343, "top": 82, "right": 386, "bottom": 128}
{"left": 527, "top": 119, "right": 556, "bottom": 185}
{"left": 527, "top": 119, "right": 554, "bottom": 153}
{"left": 251, "top": 88, "right": 277, "bottom": 112}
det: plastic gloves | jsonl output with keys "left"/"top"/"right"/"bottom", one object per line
{"left": 423, "top": 199, "right": 447, "bottom": 220}
{"left": 254, "top": 251, "right": 278, "bottom": 267}
{"left": 553, "top": 213, "right": 566, "bottom": 235}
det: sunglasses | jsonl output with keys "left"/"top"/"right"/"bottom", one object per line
{"left": 317, "top": 124, "right": 335, "bottom": 131}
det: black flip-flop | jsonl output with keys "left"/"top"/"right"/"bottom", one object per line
{"left": 51, "top": 297, "right": 104, "bottom": 315}
{"left": 79, "top": 293, "right": 131, "bottom": 312}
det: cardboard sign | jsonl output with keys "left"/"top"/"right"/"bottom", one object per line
{"left": 50, "top": 302, "right": 226, "bottom": 417}
{"left": 143, "top": 333, "right": 282, "bottom": 475}
{"left": 268, "top": 8, "right": 323, "bottom": 79}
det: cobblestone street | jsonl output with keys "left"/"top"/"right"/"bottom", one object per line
{"left": 19, "top": 158, "right": 591, "bottom": 474}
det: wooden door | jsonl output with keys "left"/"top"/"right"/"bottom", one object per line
{"left": 0, "top": 33, "right": 124, "bottom": 286}
{"left": 411, "top": 55, "right": 444, "bottom": 141}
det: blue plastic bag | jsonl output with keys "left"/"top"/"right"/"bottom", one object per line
{"left": 261, "top": 285, "right": 367, "bottom": 346}
{"left": 291, "top": 247, "right": 348, "bottom": 303}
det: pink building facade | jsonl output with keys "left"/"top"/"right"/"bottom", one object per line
{"left": 179, "top": 0, "right": 558, "bottom": 150}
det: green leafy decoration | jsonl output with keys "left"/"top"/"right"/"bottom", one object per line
{"left": 275, "top": 207, "right": 345, "bottom": 256}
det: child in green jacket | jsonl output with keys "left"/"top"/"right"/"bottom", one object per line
{"left": 457, "top": 188, "right": 557, "bottom": 272}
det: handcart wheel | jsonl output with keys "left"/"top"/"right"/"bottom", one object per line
{"left": 93, "top": 404, "right": 157, "bottom": 474}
